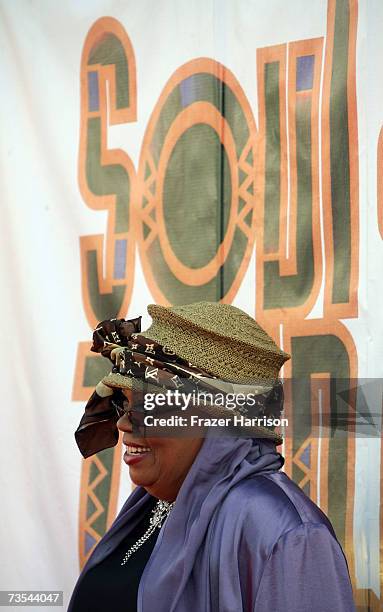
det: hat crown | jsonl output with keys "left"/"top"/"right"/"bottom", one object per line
{"left": 147, "top": 301, "right": 286, "bottom": 357}
{"left": 145, "top": 301, "right": 290, "bottom": 383}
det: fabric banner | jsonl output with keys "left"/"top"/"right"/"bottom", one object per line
{"left": 1, "top": 0, "right": 382, "bottom": 609}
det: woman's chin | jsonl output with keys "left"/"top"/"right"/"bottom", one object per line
{"left": 128, "top": 467, "right": 155, "bottom": 490}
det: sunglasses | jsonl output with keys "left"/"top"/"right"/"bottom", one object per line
{"left": 113, "top": 399, "right": 147, "bottom": 433}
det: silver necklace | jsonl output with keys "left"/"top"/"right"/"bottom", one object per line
{"left": 121, "top": 499, "right": 174, "bottom": 566}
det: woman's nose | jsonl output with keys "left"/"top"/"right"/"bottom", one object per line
{"left": 117, "top": 413, "right": 132, "bottom": 433}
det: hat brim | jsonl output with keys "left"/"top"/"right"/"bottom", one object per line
{"left": 102, "top": 372, "right": 283, "bottom": 444}
{"left": 102, "top": 372, "right": 160, "bottom": 394}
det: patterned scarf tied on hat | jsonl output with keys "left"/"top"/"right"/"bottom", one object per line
{"left": 74, "top": 316, "right": 284, "bottom": 458}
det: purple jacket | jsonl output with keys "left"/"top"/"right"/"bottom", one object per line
{"left": 69, "top": 433, "right": 355, "bottom": 611}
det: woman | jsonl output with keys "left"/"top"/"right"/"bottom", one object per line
{"left": 69, "top": 301, "right": 355, "bottom": 611}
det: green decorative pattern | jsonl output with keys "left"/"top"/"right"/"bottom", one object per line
{"left": 291, "top": 334, "right": 350, "bottom": 546}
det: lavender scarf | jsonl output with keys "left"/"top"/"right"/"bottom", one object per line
{"left": 69, "top": 432, "right": 355, "bottom": 611}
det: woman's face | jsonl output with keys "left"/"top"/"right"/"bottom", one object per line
{"left": 116, "top": 389, "right": 204, "bottom": 502}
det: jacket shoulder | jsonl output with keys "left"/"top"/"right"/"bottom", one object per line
{"left": 217, "top": 471, "right": 336, "bottom": 554}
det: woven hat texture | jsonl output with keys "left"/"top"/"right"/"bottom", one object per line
{"left": 143, "top": 301, "right": 290, "bottom": 383}
{"left": 102, "top": 302, "right": 289, "bottom": 388}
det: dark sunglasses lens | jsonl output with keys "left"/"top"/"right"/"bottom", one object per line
{"left": 116, "top": 405, "right": 125, "bottom": 418}
{"left": 112, "top": 398, "right": 129, "bottom": 419}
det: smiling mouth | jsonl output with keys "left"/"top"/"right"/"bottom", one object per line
{"left": 125, "top": 444, "right": 151, "bottom": 455}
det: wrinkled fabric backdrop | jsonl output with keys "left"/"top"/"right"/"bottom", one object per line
{"left": 1, "top": 0, "right": 382, "bottom": 609}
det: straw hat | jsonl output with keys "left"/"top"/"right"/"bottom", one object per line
{"left": 101, "top": 302, "right": 290, "bottom": 443}
{"left": 104, "top": 302, "right": 289, "bottom": 385}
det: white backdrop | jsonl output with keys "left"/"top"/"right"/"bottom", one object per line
{"left": 1, "top": 1, "right": 383, "bottom": 609}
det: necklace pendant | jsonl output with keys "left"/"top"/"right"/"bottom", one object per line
{"left": 121, "top": 500, "right": 174, "bottom": 566}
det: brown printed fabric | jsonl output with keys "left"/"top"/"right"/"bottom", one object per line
{"left": 74, "top": 316, "right": 284, "bottom": 458}
{"left": 92, "top": 316, "right": 218, "bottom": 388}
